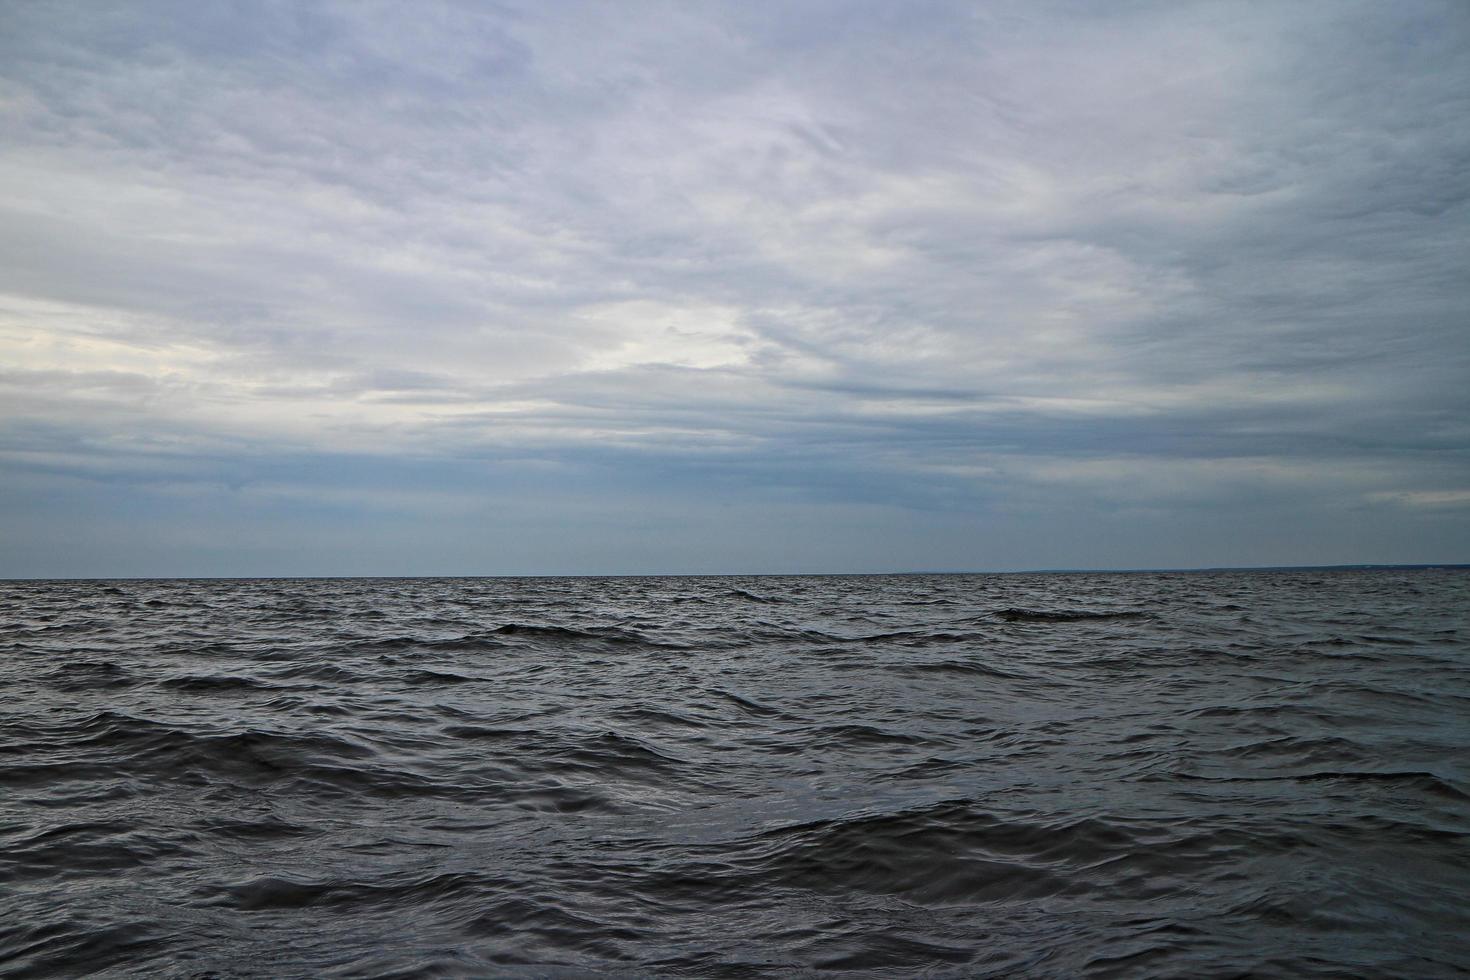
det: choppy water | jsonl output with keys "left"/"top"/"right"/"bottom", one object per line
{"left": 2, "top": 570, "right": 1468, "bottom": 978}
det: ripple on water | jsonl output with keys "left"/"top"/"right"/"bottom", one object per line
{"left": 0, "top": 569, "right": 1467, "bottom": 977}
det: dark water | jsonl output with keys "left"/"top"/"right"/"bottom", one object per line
{"left": 3, "top": 571, "right": 1468, "bottom": 978}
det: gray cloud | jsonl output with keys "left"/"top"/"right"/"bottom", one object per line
{"left": 1, "top": 0, "right": 1467, "bottom": 575}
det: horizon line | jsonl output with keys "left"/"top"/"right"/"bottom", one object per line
{"left": 4, "top": 562, "right": 1469, "bottom": 583}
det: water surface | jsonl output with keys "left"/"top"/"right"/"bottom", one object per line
{"left": 2, "top": 570, "right": 1467, "bottom": 977}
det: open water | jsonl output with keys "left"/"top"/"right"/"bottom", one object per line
{"left": 2, "top": 570, "right": 1468, "bottom": 978}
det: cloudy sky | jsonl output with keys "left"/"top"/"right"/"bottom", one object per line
{"left": 1, "top": 1, "right": 1467, "bottom": 576}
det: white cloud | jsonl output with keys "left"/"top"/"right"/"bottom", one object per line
{"left": 0, "top": 0, "right": 1466, "bottom": 572}
{"left": 1369, "top": 490, "right": 1470, "bottom": 510}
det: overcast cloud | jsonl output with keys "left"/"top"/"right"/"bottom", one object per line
{"left": 1, "top": 0, "right": 1467, "bottom": 576}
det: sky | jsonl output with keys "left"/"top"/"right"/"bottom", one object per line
{"left": 1, "top": 0, "right": 1467, "bottom": 577}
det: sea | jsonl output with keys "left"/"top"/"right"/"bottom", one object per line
{"left": 2, "top": 569, "right": 1467, "bottom": 978}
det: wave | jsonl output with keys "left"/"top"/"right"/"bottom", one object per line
{"left": 4, "top": 570, "right": 1467, "bottom": 977}
{"left": 1168, "top": 769, "right": 1470, "bottom": 801}
{"left": 43, "top": 660, "right": 134, "bottom": 691}
{"left": 3, "top": 820, "right": 197, "bottom": 884}
{"left": 198, "top": 869, "right": 501, "bottom": 912}
{"left": 539, "top": 730, "right": 690, "bottom": 781}
{"left": 0, "top": 713, "right": 463, "bottom": 800}
{"left": 157, "top": 673, "right": 283, "bottom": 693}
{"left": 795, "top": 723, "right": 948, "bottom": 750}
{"left": 725, "top": 588, "right": 785, "bottom": 604}
{"left": 607, "top": 705, "right": 710, "bottom": 729}
{"left": 653, "top": 799, "right": 1159, "bottom": 906}
{"left": 397, "top": 668, "right": 476, "bottom": 685}
{"left": 887, "top": 660, "right": 1033, "bottom": 681}
{"left": 994, "top": 608, "right": 1152, "bottom": 623}
{"left": 490, "top": 622, "right": 676, "bottom": 647}
{"left": 1, "top": 918, "right": 166, "bottom": 979}
{"left": 708, "top": 689, "right": 782, "bottom": 716}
